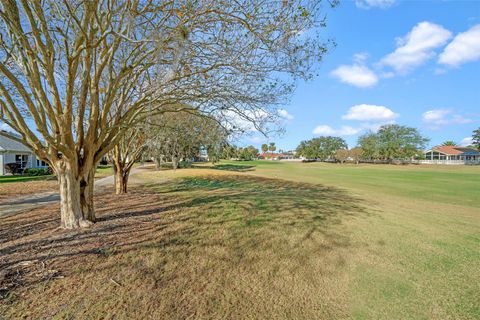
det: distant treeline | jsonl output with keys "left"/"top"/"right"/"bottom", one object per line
{"left": 296, "top": 124, "right": 429, "bottom": 162}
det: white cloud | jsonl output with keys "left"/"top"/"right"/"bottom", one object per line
{"left": 342, "top": 104, "right": 399, "bottom": 122}
{"left": 422, "top": 109, "right": 450, "bottom": 122}
{"left": 356, "top": 0, "right": 396, "bottom": 9}
{"left": 422, "top": 109, "right": 473, "bottom": 128}
{"left": 331, "top": 64, "right": 378, "bottom": 88}
{"left": 380, "top": 22, "right": 452, "bottom": 73}
{"left": 311, "top": 104, "right": 399, "bottom": 138}
{"left": 438, "top": 24, "right": 480, "bottom": 67}
{"left": 353, "top": 52, "right": 369, "bottom": 63}
{"left": 312, "top": 125, "right": 362, "bottom": 137}
{"left": 459, "top": 137, "right": 473, "bottom": 147}
{"left": 277, "top": 108, "right": 294, "bottom": 120}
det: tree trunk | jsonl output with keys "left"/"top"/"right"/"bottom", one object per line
{"left": 80, "top": 168, "right": 96, "bottom": 222}
{"left": 154, "top": 156, "right": 162, "bottom": 171}
{"left": 172, "top": 155, "right": 178, "bottom": 171}
{"left": 114, "top": 166, "right": 130, "bottom": 194}
{"left": 56, "top": 163, "right": 92, "bottom": 229}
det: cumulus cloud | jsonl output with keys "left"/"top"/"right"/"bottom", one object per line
{"left": 380, "top": 22, "right": 452, "bottom": 73}
{"left": 331, "top": 54, "right": 378, "bottom": 88}
{"left": 312, "top": 125, "right": 362, "bottom": 137}
{"left": 422, "top": 109, "right": 450, "bottom": 123}
{"left": 331, "top": 64, "right": 378, "bottom": 88}
{"left": 311, "top": 104, "right": 399, "bottom": 138}
{"left": 459, "top": 137, "right": 473, "bottom": 147}
{"left": 342, "top": 104, "right": 399, "bottom": 122}
{"left": 422, "top": 109, "right": 473, "bottom": 128}
{"left": 438, "top": 24, "right": 480, "bottom": 67}
{"left": 277, "top": 109, "right": 294, "bottom": 120}
{"left": 355, "top": 0, "right": 396, "bottom": 9}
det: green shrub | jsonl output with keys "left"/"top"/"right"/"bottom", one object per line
{"left": 24, "top": 167, "right": 51, "bottom": 176}
{"left": 179, "top": 160, "right": 192, "bottom": 168}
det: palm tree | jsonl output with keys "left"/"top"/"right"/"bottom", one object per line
{"left": 268, "top": 142, "right": 276, "bottom": 152}
{"left": 441, "top": 140, "right": 456, "bottom": 146}
{"left": 261, "top": 144, "right": 268, "bottom": 153}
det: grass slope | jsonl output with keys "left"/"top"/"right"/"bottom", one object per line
{"left": 0, "top": 161, "right": 479, "bottom": 319}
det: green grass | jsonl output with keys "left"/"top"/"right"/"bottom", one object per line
{"left": 208, "top": 160, "right": 480, "bottom": 208}
{"left": 0, "top": 175, "right": 53, "bottom": 184}
{"left": 0, "top": 164, "right": 113, "bottom": 183}
{"left": 189, "top": 160, "right": 480, "bottom": 319}
{"left": 95, "top": 165, "right": 113, "bottom": 178}
{"left": 2, "top": 161, "right": 479, "bottom": 319}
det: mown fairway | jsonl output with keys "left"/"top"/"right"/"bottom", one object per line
{"left": 1, "top": 162, "right": 479, "bottom": 319}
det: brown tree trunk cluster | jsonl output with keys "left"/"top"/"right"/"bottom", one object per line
{"left": 114, "top": 164, "right": 131, "bottom": 194}
{"left": 54, "top": 160, "right": 95, "bottom": 229}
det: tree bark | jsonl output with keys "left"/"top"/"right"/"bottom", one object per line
{"left": 56, "top": 162, "right": 92, "bottom": 229}
{"left": 80, "top": 168, "right": 96, "bottom": 222}
{"left": 172, "top": 155, "right": 178, "bottom": 171}
{"left": 114, "top": 166, "right": 130, "bottom": 194}
{"left": 154, "top": 156, "right": 162, "bottom": 171}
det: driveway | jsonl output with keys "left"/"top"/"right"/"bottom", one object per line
{"left": 0, "top": 166, "right": 149, "bottom": 218}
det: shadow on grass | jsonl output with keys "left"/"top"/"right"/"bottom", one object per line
{"left": 0, "top": 174, "right": 369, "bottom": 310}
{"left": 195, "top": 163, "right": 256, "bottom": 172}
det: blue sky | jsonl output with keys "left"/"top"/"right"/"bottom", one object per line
{"left": 241, "top": 0, "right": 480, "bottom": 151}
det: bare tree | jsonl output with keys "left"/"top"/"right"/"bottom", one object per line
{"left": 0, "top": 1, "right": 335, "bottom": 228}
{"left": 109, "top": 127, "right": 146, "bottom": 194}
{"left": 334, "top": 149, "right": 349, "bottom": 164}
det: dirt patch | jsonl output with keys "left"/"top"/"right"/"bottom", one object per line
{"left": 0, "top": 180, "right": 58, "bottom": 202}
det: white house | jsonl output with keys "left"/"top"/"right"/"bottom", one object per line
{"left": 0, "top": 130, "right": 48, "bottom": 175}
{"left": 422, "top": 145, "right": 480, "bottom": 165}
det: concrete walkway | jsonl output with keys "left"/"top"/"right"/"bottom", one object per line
{"left": 0, "top": 166, "right": 147, "bottom": 218}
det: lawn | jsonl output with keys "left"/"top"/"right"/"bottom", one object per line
{"left": 95, "top": 165, "right": 114, "bottom": 179}
{"left": 0, "top": 164, "right": 112, "bottom": 184}
{"left": 0, "top": 174, "right": 53, "bottom": 184}
{"left": 0, "top": 161, "right": 479, "bottom": 319}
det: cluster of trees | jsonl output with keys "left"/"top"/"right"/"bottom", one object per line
{"left": 110, "top": 111, "right": 228, "bottom": 194}
{"left": 357, "top": 125, "right": 429, "bottom": 161}
{"left": 0, "top": 1, "right": 334, "bottom": 228}
{"left": 221, "top": 144, "right": 259, "bottom": 161}
{"left": 295, "top": 125, "right": 429, "bottom": 163}
{"left": 334, "top": 148, "right": 362, "bottom": 164}
{"left": 296, "top": 136, "right": 347, "bottom": 160}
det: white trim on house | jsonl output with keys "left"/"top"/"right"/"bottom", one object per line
{"left": 0, "top": 131, "right": 48, "bottom": 175}
{"left": 423, "top": 146, "right": 480, "bottom": 164}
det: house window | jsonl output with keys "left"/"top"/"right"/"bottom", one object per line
{"left": 36, "top": 159, "right": 48, "bottom": 167}
{"left": 15, "top": 154, "right": 28, "bottom": 168}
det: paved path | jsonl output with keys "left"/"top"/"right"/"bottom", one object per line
{"left": 0, "top": 166, "right": 149, "bottom": 218}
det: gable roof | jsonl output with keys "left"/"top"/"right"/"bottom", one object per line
{"left": 431, "top": 145, "right": 480, "bottom": 155}
{"left": 0, "top": 131, "right": 31, "bottom": 153}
